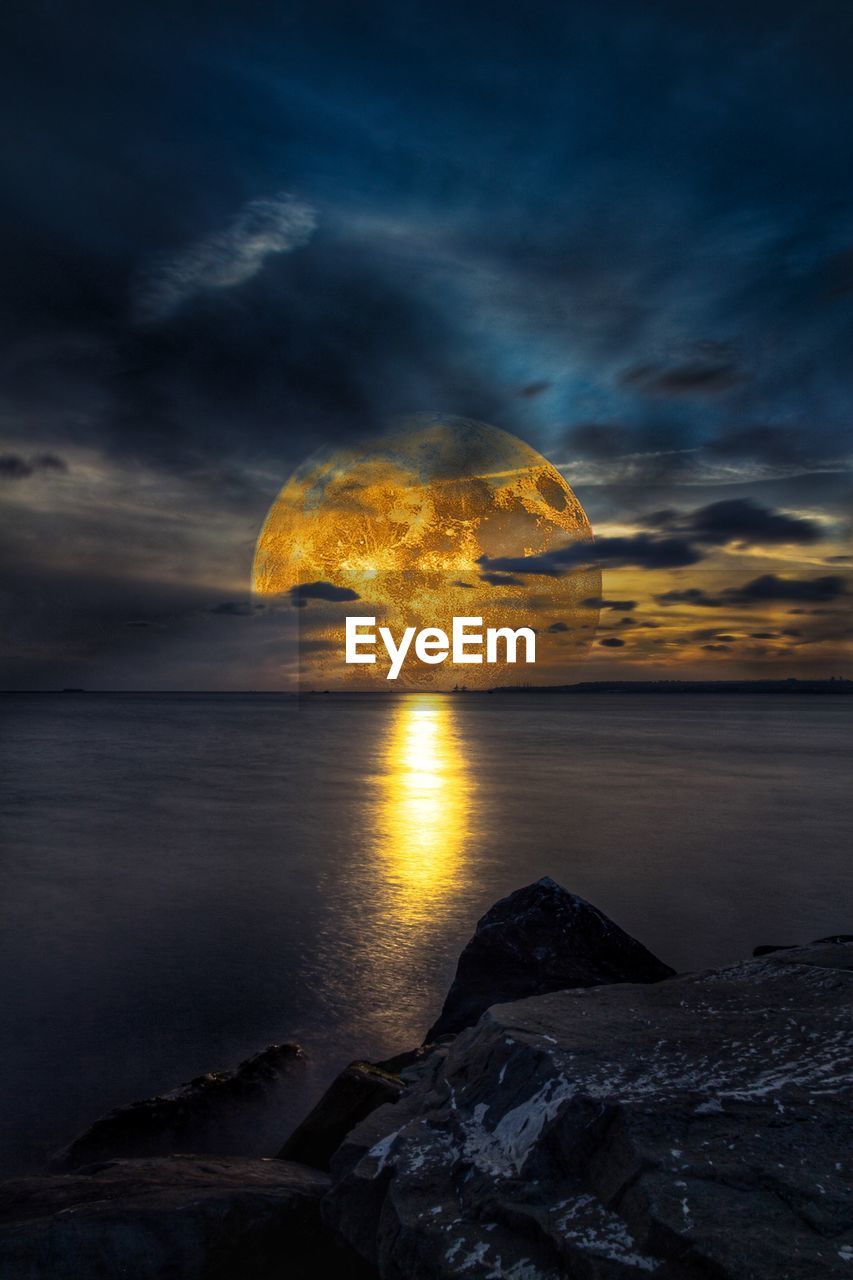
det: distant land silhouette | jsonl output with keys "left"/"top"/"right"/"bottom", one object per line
{"left": 488, "top": 678, "right": 852, "bottom": 695}
{"left": 2, "top": 679, "right": 851, "bottom": 696}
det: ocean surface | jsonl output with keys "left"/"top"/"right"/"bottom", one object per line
{"left": 1, "top": 691, "right": 851, "bottom": 1175}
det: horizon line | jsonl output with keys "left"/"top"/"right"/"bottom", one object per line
{"left": 3, "top": 676, "right": 851, "bottom": 696}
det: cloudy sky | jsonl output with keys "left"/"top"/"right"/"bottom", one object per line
{"left": 1, "top": 0, "right": 851, "bottom": 688}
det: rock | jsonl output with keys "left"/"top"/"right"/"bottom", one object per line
{"left": 425, "top": 877, "right": 675, "bottom": 1041}
{"left": 374, "top": 1042, "right": 450, "bottom": 1075}
{"left": 326, "top": 943, "right": 853, "bottom": 1279}
{"left": 754, "top": 935, "right": 853, "bottom": 957}
{"left": 278, "top": 1061, "right": 404, "bottom": 1171}
{"left": 52, "top": 1043, "right": 305, "bottom": 1172}
{"left": 0, "top": 1155, "right": 377, "bottom": 1279}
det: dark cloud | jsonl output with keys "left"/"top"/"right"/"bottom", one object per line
{"left": 703, "top": 426, "right": 824, "bottom": 467}
{"left": 452, "top": 580, "right": 475, "bottom": 588}
{"left": 581, "top": 597, "right": 637, "bottom": 611}
{"left": 547, "top": 621, "right": 570, "bottom": 632}
{"left": 647, "top": 498, "right": 823, "bottom": 546}
{"left": 562, "top": 424, "right": 637, "bottom": 459}
{"left": 558, "top": 423, "right": 693, "bottom": 484}
{"left": 478, "top": 572, "right": 525, "bottom": 586}
{"left": 620, "top": 348, "right": 745, "bottom": 398}
{"left": 479, "top": 534, "right": 701, "bottom": 578}
{"left": 0, "top": 452, "right": 67, "bottom": 480}
{"left": 3, "top": 0, "right": 848, "bottom": 493}
{"left": 655, "top": 588, "right": 722, "bottom": 607}
{"left": 701, "top": 643, "right": 733, "bottom": 652}
{"left": 820, "top": 245, "right": 853, "bottom": 299}
{"left": 209, "top": 601, "right": 263, "bottom": 617}
{"left": 724, "top": 574, "right": 847, "bottom": 604}
{"left": 298, "top": 638, "right": 338, "bottom": 654}
{"left": 1, "top": 225, "right": 516, "bottom": 481}
{"left": 657, "top": 574, "right": 848, "bottom": 609}
{"left": 289, "top": 581, "right": 361, "bottom": 609}
{"left": 598, "top": 637, "right": 625, "bottom": 647}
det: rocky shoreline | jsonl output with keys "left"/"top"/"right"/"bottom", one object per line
{"left": 2, "top": 880, "right": 851, "bottom": 1278}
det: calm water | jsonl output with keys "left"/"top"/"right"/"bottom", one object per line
{"left": 0, "top": 692, "right": 851, "bottom": 1175}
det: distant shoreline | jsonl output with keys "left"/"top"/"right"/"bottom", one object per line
{"left": 486, "top": 678, "right": 853, "bottom": 695}
{"left": 2, "top": 679, "right": 851, "bottom": 696}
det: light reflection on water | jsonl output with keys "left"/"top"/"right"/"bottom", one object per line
{"left": 326, "top": 695, "right": 477, "bottom": 1048}
{"left": 373, "top": 695, "right": 472, "bottom": 922}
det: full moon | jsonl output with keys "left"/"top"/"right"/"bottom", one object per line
{"left": 252, "top": 415, "right": 600, "bottom": 686}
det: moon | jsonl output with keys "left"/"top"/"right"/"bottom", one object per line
{"left": 252, "top": 415, "right": 600, "bottom": 686}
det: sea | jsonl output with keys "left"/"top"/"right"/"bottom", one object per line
{"left": 1, "top": 691, "right": 850, "bottom": 1175}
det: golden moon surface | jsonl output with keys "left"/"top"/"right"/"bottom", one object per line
{"left": 252, "top": 415, "right": 600, "bottom": 686}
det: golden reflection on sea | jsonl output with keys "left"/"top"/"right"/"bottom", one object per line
{"left": 374, "top": 694, "right": 473, "bottom": 925}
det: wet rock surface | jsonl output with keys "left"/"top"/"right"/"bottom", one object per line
{"left": 425, "top": 877, "right": 676, "bottom": 1040}
{"left": 327, "top": 943, "right": 853, "bottom": 1279}
{"left": 51, "top": 1043, "right": 305, "bottom": 1172}
{"left": 0, "top": 1155, "right": 376, "bottom": 1279}
{"left": 4, "top": 884, "right": 850, "bottom": 1278}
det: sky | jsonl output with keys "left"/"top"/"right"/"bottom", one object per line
{"left": 0, "top": 0, "right": 851, "bottom": 688}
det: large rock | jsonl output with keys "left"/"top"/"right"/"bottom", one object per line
{"left": 0, "top": 1155, "right": 376, "bottom": 1279}
{"left": 52, "top": 1043, "right": 305, "bottom": 1172}
{"left": 425, "top": 877, "right": 675, "bottom": 1040}
{"left": 326, "top": 942, "right": 853, "bottom": 1279}
{"left": 278, "top": 1061, "right": 403, "bottom": 1171}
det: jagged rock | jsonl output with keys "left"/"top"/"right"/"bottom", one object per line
{"left": 51, "top": 1044, "right": 305, "bottom": 1172}
{"left": 278, "top": 1061, "right": 403, "bottom": 1171}
{"left": 0, "top": 1155, "right": 377, "bottom": 1279}
{"left": 374, "top": 1043, "right": 450, "bottom": 1075}
{"left": 425, "top": 877, "right": 675, "bottom": 1040}
{"left": 326, "top": 942, "right": 853, "bottom": 1280}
